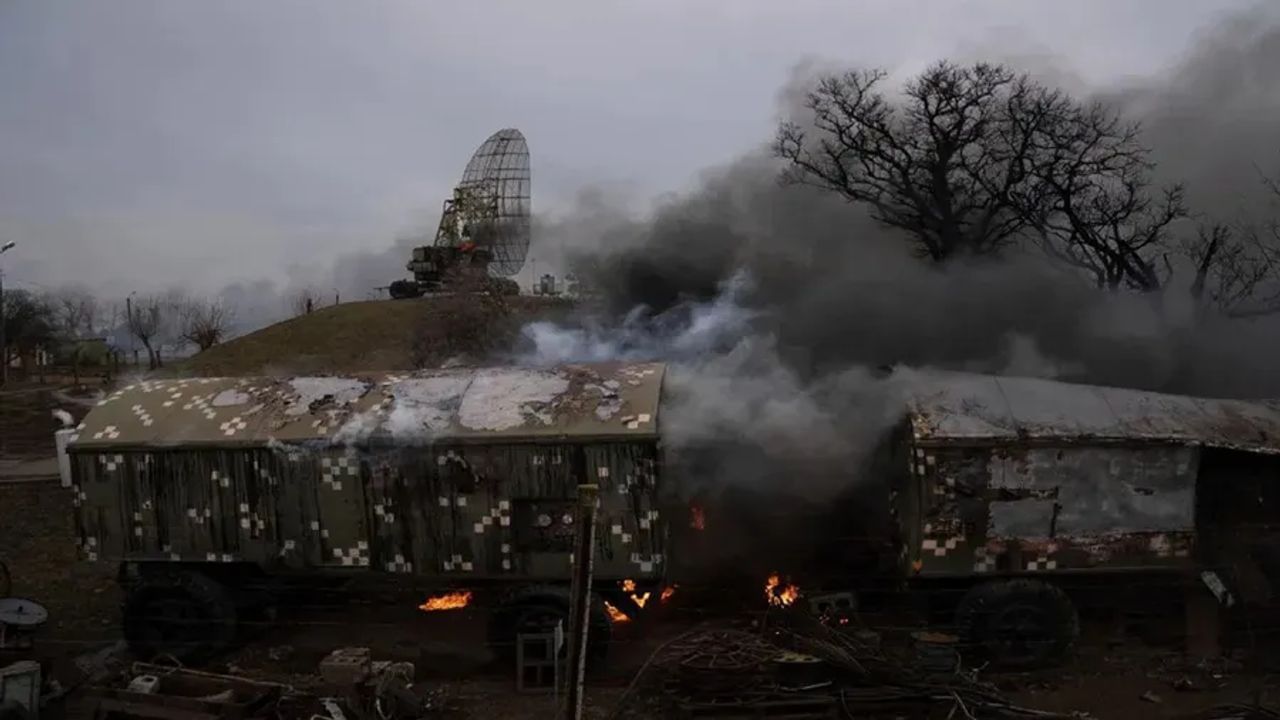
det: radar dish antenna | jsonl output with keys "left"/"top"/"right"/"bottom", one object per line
{"left": 433, "top": 128, "right": 531, "bottom": 277}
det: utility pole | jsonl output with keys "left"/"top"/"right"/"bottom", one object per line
{"left": 125, "top": 293, "right": 133, "bottom": 367}
{"left": 562, "top": 483, "right": 599, "bottom": 720}
{"left": 0, "top": 241, "right": 16, "bottom": 387}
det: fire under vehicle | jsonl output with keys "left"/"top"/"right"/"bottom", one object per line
{"left": 60, "top": 366, "right": 1280, "bottom": 667}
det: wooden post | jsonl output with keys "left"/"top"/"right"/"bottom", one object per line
{"left": 563, "top": 483, "right": 598, "bottom": 720}
{"left": 1186, "top": 580, "right": 1224, "bottom": 659}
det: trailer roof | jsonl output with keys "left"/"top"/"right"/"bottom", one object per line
{"left": 908, "top": 371, "right": 1280, "bottom": 454}
{"left": 69, "top": 362, "right": 665, "bottom": 451}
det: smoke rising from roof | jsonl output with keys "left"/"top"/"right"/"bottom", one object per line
{"left": 510, "top": 11, "right": 1280, "bottom": 499}
{"left": 535, "top": 13, "right": 1280, "bottom": 399}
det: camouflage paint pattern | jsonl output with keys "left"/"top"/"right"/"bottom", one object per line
{"left": 67, "top": 363, "right": 668, "bottom": 582}
{"left": 892, "top": 372, "right": 1280, "bottom": 578}
{"left": 896, "top": 443, "right": 1197, "bottom": 577}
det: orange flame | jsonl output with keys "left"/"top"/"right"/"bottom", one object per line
{"left": 764, "top": 573, "right": 800, "bottom": 608}
{"left": 660, "top": 585, "right": 677, "bottom": 603}
{"left": 620, "top": 579, "right": 650, "bottom": 608}
{"left": 603, "top": 601, "right": 630, "bottom": 623}
{"left": 690, "top": 505, "right": 706, "bottom": 530}
{"left": 418, "top": 590, "right": 472, "bottom": 612}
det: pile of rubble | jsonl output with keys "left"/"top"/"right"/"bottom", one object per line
{"left": 606, "top": 609, "right": 1280, "bottom": 720}
{"left": 0, "top": 644, "right": 453, "bottom": 720}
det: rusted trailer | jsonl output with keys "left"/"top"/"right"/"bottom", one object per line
{"left": 61, "top": 362, "right": 668, "bottom": 661}
{"left": 892, "top": 372, "right": 1280, "bottom": 666}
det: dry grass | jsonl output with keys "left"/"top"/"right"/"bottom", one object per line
{"left": 174, "top": 295, "right": 576, "bottom": 377}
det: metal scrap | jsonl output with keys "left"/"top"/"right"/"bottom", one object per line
{"left": 610, "top": 611, "right": 1087, "bottom": 720}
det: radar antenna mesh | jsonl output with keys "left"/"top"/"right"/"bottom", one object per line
{"left": 433, "top": 128, "right": 531, "bottom": 277}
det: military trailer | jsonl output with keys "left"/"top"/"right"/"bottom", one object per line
{"left": 891, "top": 372, "right": 1280, "bottom": 667}
{"left": 60, "top": 362, "right": 668, "bottom": 661}
{"left": 62, "top": 363, "right": 1280, "bottom": 667}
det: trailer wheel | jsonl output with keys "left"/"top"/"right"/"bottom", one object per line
{"left": 955, "top": 579, "right": 1078, "bottom": 669}
{"left": 122, "top": 569, "right": 237, "bottom": 664}
{"left": 487, "top": 586, "right": 612, "bottom": 663}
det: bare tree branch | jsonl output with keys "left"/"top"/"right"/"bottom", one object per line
{"left": 1021, "top": 98, "right": 1186, "bottom": 292}
{"left": 775, "top": 61, "right": 1067, "bottom": 260}
{"left": 290, "top": 288, "right": 322, "bottom": 317}
{"left": 179, "top": 298, "right": 232, "bottom": 352}
{"left": 126, "top": 296, "right": 165, "bottom": 370}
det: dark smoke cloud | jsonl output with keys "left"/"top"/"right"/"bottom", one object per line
{"left": 541, "top": 11, "right": 1280, "bottom": 401}
{"left": 505, "top": 10, "right": 1280, "bottom": 508}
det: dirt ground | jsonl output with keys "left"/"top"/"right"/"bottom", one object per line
{"left": 4, "top": 499, "right": 1275, "bottom": 720}
{"left": 0, "top": 381, "right": 98, "bottom": 460}
{"left": 0, "top": 478, "right": 1277, "bottom": 718}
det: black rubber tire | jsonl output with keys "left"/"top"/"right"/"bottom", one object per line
{"left": 122, "top": 569, "right": 237, "bottom": 665}
{"left": 487, "top": 585, "right": 612, "bottom": 663}
{"left": 955, "top": 579, "right": 1079, "bottom": 669}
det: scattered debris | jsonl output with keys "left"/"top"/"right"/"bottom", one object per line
{"left": 0, "top": 661, "right": 41, "bottom": 719}
{"left": 125, "top": 675, "right": 158, "bottom": 694}
{"left": 319, "top": 648, "right": 372, "bottom": 688}
{"left": 72, "top": 641, "right": 128, "bottom": 684}
{"left": 910, "top": 631, "right": 960, "bottom": 674}
{"left": 267, "top": 645, "right": 294, "bottom": 663}
{"left": 1174, "top": 676, "right": 1202, "bottom": 692}
{"left": 0, "top": 598, "right": 47, "bottom": 650}
{"left": 81, "top": 663, "right": 284, "bottom": 720}
{"left": 609, "top": 611, "right": 1091, "bottom": 720}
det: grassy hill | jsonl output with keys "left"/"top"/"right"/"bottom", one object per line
{"left": 177, "top": 295, "right": 577, "bottom": 377}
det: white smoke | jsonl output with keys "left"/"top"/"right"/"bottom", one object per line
{"left": 516, "top": 272, "right": 912, "bottom": 497}
{"left": 519, "top": 272, "right": 757, "bottom": 364}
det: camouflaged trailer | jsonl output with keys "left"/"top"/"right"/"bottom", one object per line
{"left": 61, "top": 362, "right": 667, "bottom": 661}
{"left": 889, "top": 372, "right": 1280, "bottom": 667}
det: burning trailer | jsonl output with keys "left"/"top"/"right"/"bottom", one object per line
{"left": 57, "top": 364, "right": 1280, "bottom": 667}
{"left": 58, "top": 363, "right": 666, "bottom": 662}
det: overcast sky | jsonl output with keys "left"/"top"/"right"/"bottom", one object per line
{"left": 0, "top": 0, "right": 1261, "bottom": 299}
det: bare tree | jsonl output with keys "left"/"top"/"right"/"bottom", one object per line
{"left": 1183, "top": 167, "right": 1280, "bottom": 318}
{"left": 179, "top": 298, "right": 232, "bottom": 351}
{"left": 290, "top": 288, "right": 321, "bottom": 317}
{"left": 126, "top": 295, "right": 165, "bottom": 370}
{"left": 1, "top": 289, "right": 55, "bottom": 375}
{"left": 775, "top": 62, "right": 1072, "bottom": 261}
{"left": 49, "top": 288, "right": 104, "bottom": 384}
{"left": 1019, "top": 100, "right": 1189, "bottom": 292}
{"left": 1178, "top": 222, "right": 1280, "bottom": 318}
{"left": 53, "top": 289, "right": 99, "bottom": 338}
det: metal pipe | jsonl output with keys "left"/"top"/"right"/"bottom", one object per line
{"left": 563, "top": 483, "right": 599, "bottom": 720}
